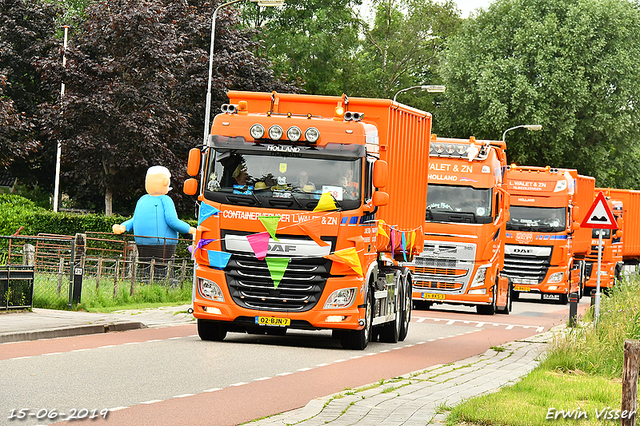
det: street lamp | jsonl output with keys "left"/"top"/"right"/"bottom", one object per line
{"left": 202, "top": 0, "right": 284, "bottom": 146}
{"left": 501, "top": 124, "right": 542, "bottom": 142}
{"left": 53, "top": 25, "right": 70, "bottom": 213}
{"left": 393, "top": 85, "right": 446, "bottom": 102}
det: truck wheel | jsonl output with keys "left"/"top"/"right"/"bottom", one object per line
{"left": 497, "top": 281, "right": 512, "bottom": 315}
{"left": 399, "top": 274, "right": 412, "bottom": 341}
{"left": 341, "top": 290, "right": 373, "bottom": 350}
{"left": 476, "top": 286, "right": 496, "bottom": 315}
{"left": 379, "top": 272, "right": 404, "bottom": 343}
{"left": 198, "top": 319, "right": 227, "bottom": 341}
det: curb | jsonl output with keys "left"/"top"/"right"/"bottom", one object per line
{"left": 0, "top": 321, "right": 146, "bottom": 344}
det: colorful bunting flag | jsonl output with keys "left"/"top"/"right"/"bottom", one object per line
{"left": 297, "top": 219, "right": 330, "bottom": 247}
{"left": 377, "top": 220, "right": 388, "bottom": 239}
{"left": 390, "top": 227, "right": 396, "bottom": 258}
{"left": 259, "top": 216, "right": 281, "bottom": 241}
{"left": 326, "top": 247, "right": 363, "bottom": 276}
{"left": 206, "top": 250, "right": 231, "bottom": 270}
{"left": 247, "top": 232, "right": 270, "bottom": 260}
{"left": 266, "top": 257, "right": 290, "bottom": 289}
{"left": 198, "top": 204, "right": 220, "bottom": 225}
{"left": 401, "top": 231, "right": 407, "bottom": 262}
{"left": 188, "top": 238, "right": 216, "bottom": 259}
{"left": 313, "top": 192, "right": 337, "bottom": 212}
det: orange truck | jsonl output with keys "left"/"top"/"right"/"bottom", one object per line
{"left": 183, "top": 91, "right": 431, "bottom": 349}
{"left": 410, "top": 136, "right": 512, "bottom": 314}
{"left": 503, "top": 166, "right": 595, "bottom": 303}
{"left": 585, "top": 188, "right": 640, "bottom": 290}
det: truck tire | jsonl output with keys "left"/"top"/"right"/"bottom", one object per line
{"left": 198, "top": 319, "right": 227, "bottom": 341}
{"left": 497, "top": 280, "right": 512, "bottom": 315}
{"left": 341, "top": 290, "right": 373, "bottom": 350}
{"left": 379, "top": 272, "right": 404, "bottom": 343}
{"left": 476, "top": 285, "right": 496, "bottom": 315}
{"left": 399, "top": 274, "right": 412, "bottom": 341}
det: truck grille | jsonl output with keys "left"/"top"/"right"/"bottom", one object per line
{"left": 411, "top": 241, "right": 475, "bottom": 293}
{"left": 503, "top": 247, "right": 552, "bottom": 285}
{"left": 225, "top": 255, "right": 332, "bottom": 312}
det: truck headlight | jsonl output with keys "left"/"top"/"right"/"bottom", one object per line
{"left": 548, "top": 272, "right": 564, "bottom": 283}
{"left": 324, "top": 288, "right": 356, "bottom": 309}
{"left": 470, "top": 266, "right": 489, "bottom": 288}
{"left": 198, "top": 278, "right": 225, "bottom": 302}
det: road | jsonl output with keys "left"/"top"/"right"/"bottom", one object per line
{"left": 0, "top": 294, "right": 589, "bottom": 426}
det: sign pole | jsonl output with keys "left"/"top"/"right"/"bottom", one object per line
{"left": 594, "top": 229, "right": 603, "bottom": 324}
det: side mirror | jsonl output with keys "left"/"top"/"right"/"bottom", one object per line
{"left": 187, "top": 148, "right": 201, "bottom": 177}
{"left": 373, "top": 191, "right": 389, "bottom": 207}
{"left": 615, "top": 229, "right": 623, "bottom": 238}
{"left": 373, "top": 160, "right": 388, "bottom": 189}
{"left": 572, "top": 206, "right": 580, "bottom": 223}
{"left": 571, "top": 221, "right": 580, "bottom": 232}
{"left": 183, "top": 178, "right": 199, "bottom": 196}
{"left": 502, "top": 191, "right": 511, "bottom": 222}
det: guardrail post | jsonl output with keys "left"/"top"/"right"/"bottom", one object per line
{"left": 622, "top": 339, "right": 640, "bottom": 426}
{"left": 57, "top": 257, "right": 64, "bottom": 296}
{"left": 22, "top": 244, "right": 35, "bottom": 266}
{"left": 113, "top": 259, "right": 119, "bottom": 299}
{"left": 180, "top": 259, "right": 187, "bottom": 289}
{"left": 96, "top": 258, "right": 102, "bottom": 292}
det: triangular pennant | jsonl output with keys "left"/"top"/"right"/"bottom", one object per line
{"left": 247, "top": 232, "right": 270, "bottom": 260}
{"left": 298, "top": 218, "right": 330, "bottom": 247}
{"left": 325, "top": 247, "right": 363, "bottom": 276}
{"left": 188, "top": 238, "right": 216, "bottom": 259}
{"left": 390, "top": 227, "right": 396, "bottom": 258}
{"left": 206, "top": 250, "right": 231, "bottom": 270}
{"left": 313, "top": 192, "right": 337, "bottom": 212}
{"left": 377, "top": 220, "right": 388, "bottom": 239}
{"left": 198, "top": 204, "right": 220, "bottom": 225}
{"left": 401, "top": 231, "right": 407, "bottom": 262}
{"left": 259, "top": 216, "right": 281, "bottom": 241}
{"left": 266, "top": 257, "right": 290, "bottom": 289}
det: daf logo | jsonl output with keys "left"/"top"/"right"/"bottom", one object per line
{"left": 513, "top": 248, "right": 533, "bottom": 254}
{"left": 269, "top": 243, "right": 297, "bottom": 253}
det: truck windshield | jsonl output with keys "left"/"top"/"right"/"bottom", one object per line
{"left": 425, "top": 184, "right": 493, "bottom": 224}
{"left": 507, "top": 206, "right": 566, "bottom": 232}
{"left": 203, "top": 149, "right": 362, "bottom": 211}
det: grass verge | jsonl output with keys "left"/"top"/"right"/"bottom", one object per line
{"left": 445, "top": 275, "right": 640, "bottom": 426}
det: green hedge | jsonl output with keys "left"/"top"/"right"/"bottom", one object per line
{"left": 0, "top": 194, "right": 196, "bottom": 239}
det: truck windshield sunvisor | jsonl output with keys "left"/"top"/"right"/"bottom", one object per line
{"left": 425, "top": 184, "right": 493, "bottom": 224}
{"left": 203, "top": 148, "right": 363, "bottom": 211}
{"left": 506, "top": 206, "right": 566, "bottom": 232}
{"left": 209, "top": 135, "right": 366, "bottom": 159}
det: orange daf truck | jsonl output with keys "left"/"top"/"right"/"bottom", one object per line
{"left": 503, "top": 166, "right": 595, "bottom": 303}
{"left": 183, "top": 91, "right": 431, "bottom": 349}
{"left": 410, "top": 135, "right": 512, "bottom": 314}
{"left": 581, "top": 189, "right": 624, "bottom": 292}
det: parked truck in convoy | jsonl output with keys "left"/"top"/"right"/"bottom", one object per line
{"left": 410, "top": 135, "right": 512, "bottom": 314}
{"left": 183, "top": 91, "right": 432, "bottom": 349}
{"left": 581, "top": 189, "right": 624, "bottom": 292}
{"left": 503, "top": 166, "right": 595, "bottom": 303}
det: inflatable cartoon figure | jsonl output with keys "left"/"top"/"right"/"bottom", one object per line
{"left": 113, "top": 166, "right": 196, "bottom": 266}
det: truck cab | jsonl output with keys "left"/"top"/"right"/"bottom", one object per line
{"left": 410, "top": 136, "right": 511, "bottom": 315}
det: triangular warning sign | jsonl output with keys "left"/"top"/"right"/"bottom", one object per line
{"left": 581, "top": 191, "right": 618, "bottom": 229}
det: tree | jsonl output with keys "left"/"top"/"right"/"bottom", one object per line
{"left": 437, "top": 0, "right": 640, "bottom": 188}
{"left": 38, "top": 0, "right": 295, "bottom": 215}
{"left": 351, "top": 0, "right": 461, "bottom": 106}
{"left": 244, "top": 0, "right": 363, "bottom": 95}
{"left": 0, "top": 0, "right": 61, "bottom": 183}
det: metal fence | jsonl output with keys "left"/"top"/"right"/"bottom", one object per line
{"left": 0, "top": 232, "right": 194, "bottom": 309}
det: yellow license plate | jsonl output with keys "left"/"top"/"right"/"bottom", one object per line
{"left": 422, "top": 293, "right": 445, "bottom": 300}
{"left": 513, "top": 286, "right": 530, "bottom": 292}
{"left": 255, "top": 316, "right": 290, "bottom": 327}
